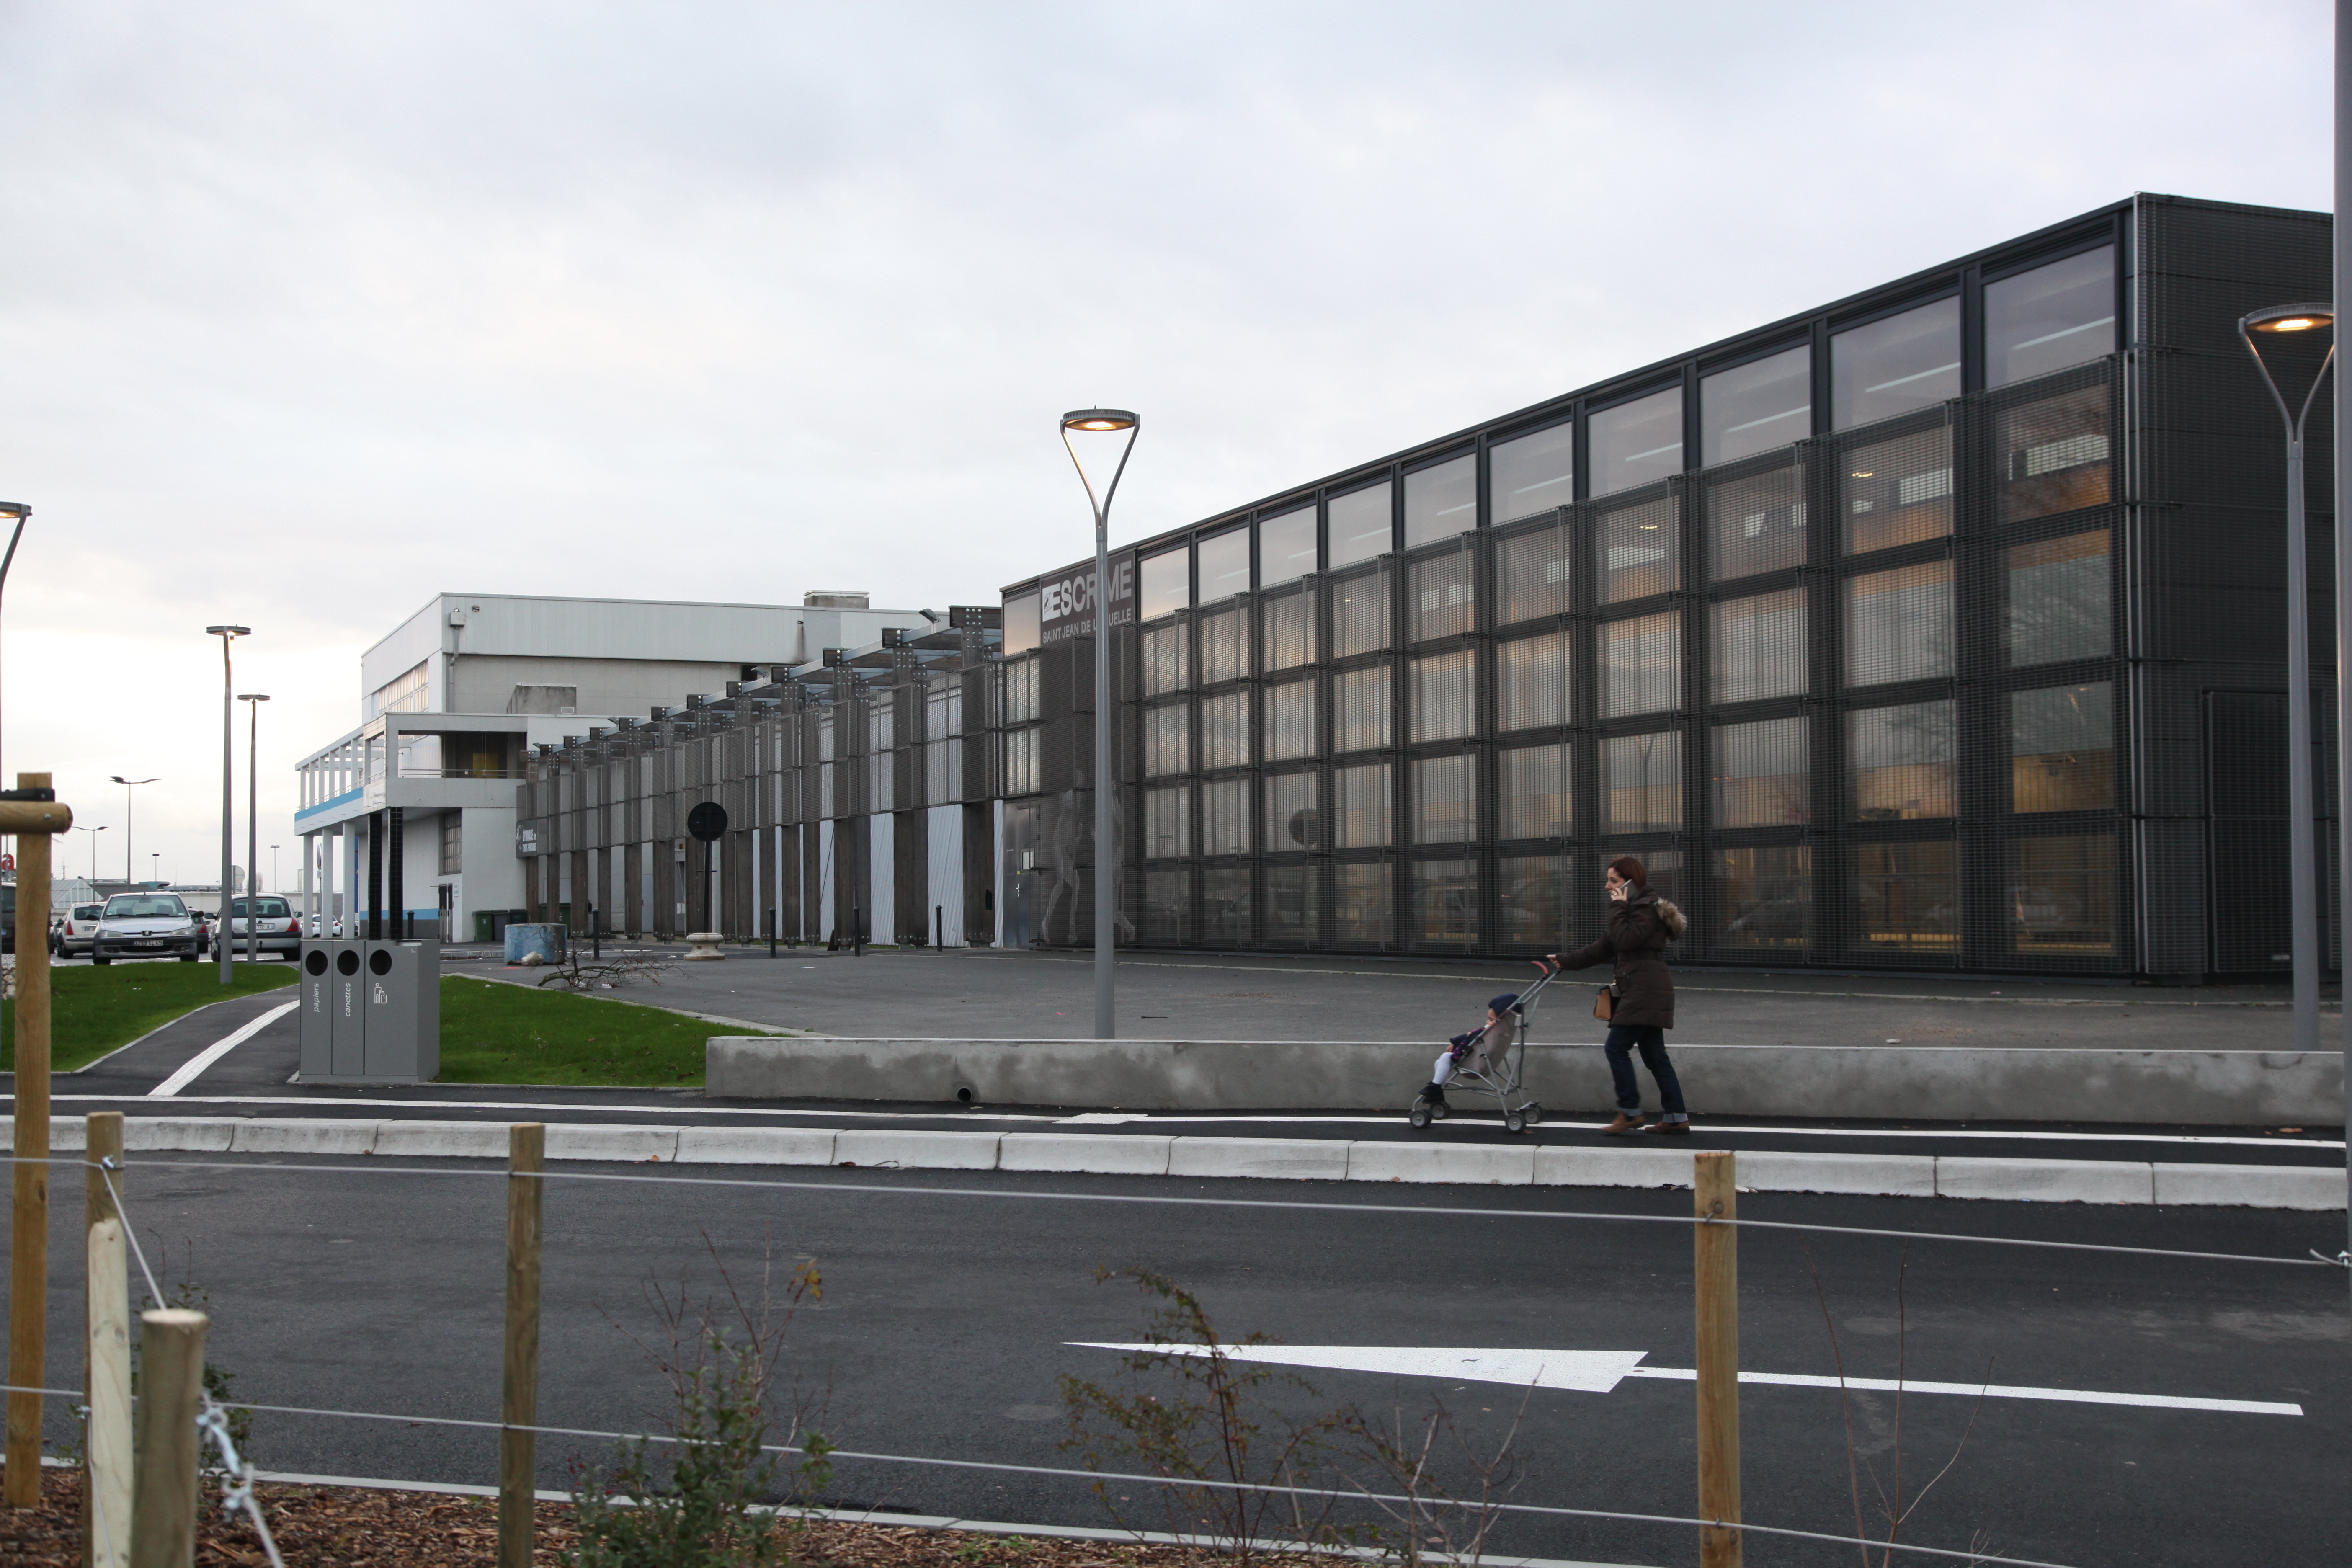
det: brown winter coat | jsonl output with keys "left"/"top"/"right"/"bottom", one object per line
{"left": 1558, "top": 886, "right": 1683, "bottom": 1029}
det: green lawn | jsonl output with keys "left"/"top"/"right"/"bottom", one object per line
{"left": 436, "top": 975, "right": 781, "bottom": 1086}
{"left": 0, "top": 961, "right": 299, "bottom": 1073}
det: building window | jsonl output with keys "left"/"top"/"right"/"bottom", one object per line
{"left": 1328, "top": 482, "right": 1394, "bottom": 567}
{"left": 1716, "top": 845, "right": 1810, "bottom": 953}
{"left": 1403, "top": 454, "right": 1477, "bottom": 549}
{"left": 1500, "top": 742, "right": 1571, "bottom": 840}
{"left": 1591, "top": 386, "right": 1684, "bottom": 496}
{"left": 1844, "top": 425, "right": 1952, "bottom": 553}
{"left": 1713, "top": 716, "right": 1809, "bottom": 828}
{"left": 1712, "top": 588, "right": 1807, "bottom": 705}
{"left": 1262, "top": 588, "right": 1318, "bottom": 671}
{"left": 1336, "top": 665, "right": 1393, "bottom": 752}
{"left": 1497, "top": 854, "right": 1570, "bottom": 946}
{"left": 1142, "top": 621, "right": 1191, "bottom": 695}
{"left": 1266, "top": 770, "right": 1320, "bottom": 851}
{"left": 1002, "top": 658, "right": 1041, "bottom": 723}
{"left": 370, "top": 659, "right": 430, "bottom": 718}
{"left": 1143, "top": 703, "right": 1192, "bottom": 777}
{"left": 1331, "top": 568, "right": 1391, "bottom": 656}
{"left": 1144, "top": 784, "right": 1192, "bottom": 859}
{"left": 1847, "top": 561, "right": 1952, "bottom": 686}
{"left": 1197, "top": 527, "right": 1252, "bottom": 604}
{"left": 1264, "top": 862, "right": 1319, "bottom": 946}
{"left": 1986, "top": 246, "right": 2115, "bottom": 388}
{"left": 1412, "top": 859, "right": 1478, "bottom": 945}
{"left": 1001, "top": 594, "right": 1042, "bottom": 656}
{"left": 1201, "top": 691, "right": 1253, "bottom": 771}
{"left": 1141, "top": 866, "right": 1189, "bottom": 943}
{"left": 1001, "top": 728, "right": 1041, "bottom": 797}
{"left": 1409, "top": 548, "right": 1476, "bottom": 642}
{"left": 1604, "top": 611, "right": 1682, "bottom": 718}
{"left": 2010, "top": 834, "right": 2117, "bottom": 956}
{"left": 1260, "top": 505, "right": 1318, "bottom": 588}
{"left": 2007, "top": 530, "right": 2110, "bottom": 666}
{"left": 1831, "top": 297, "right": 1960, "bottom": 429}
{"left": 1414, "top": 753, "right": 1477, "bottom": 843}
{"left": 1701, "top": 344, "right": 1811, "bottom": 467}
{"left": 2011, "top": 683, "right": 2114, "bottom": 813}
{"left": 1707, "top": 463, "right": 1807, "bottom": 581}
{"left": 1333, "top": 762, "right": 1392, "bottom": 847}
{"left": 926, "top": 734, "right": 963, "bottom": 805}
{"left": 1855, "top": 841, "right": 1957, "bottom": 956}
{"left": 439, "top": 812, "right": 462, "bottom": 875}
{"left": 1490, "top": 421, "right": 1576, "bottom": 524}
{"left": 1496, "top": 518, "right": 1573, "bottom": 624}
{"left": 1999, "top": 385, "right": 2112, "bottom": 523}
{"left": 1605, "top": 731, "right": 1682, "bottom": 834}
{"left": 1202, "top": 778, "right": 1251, "bottom": 856}
{"left": 1410, "top": 650, "right": 1475, "bottom": 743}
{"left": 1140, "top": 549, "right": 1189, "bottom": 619}
{"left": 1500, "top": 630, "right": 1572, "bottom": 732}
{"left": 868, "top": 748, "right": 895, "bottom": 813}
{"left": 1199, "top": 606, "right": 1247, "bottom": 684}
{"left": 1331, "top": 860, "right": 1392, "bottom": 944}
{"left": 1202, "top": 865, "right": 1251, "bottom": 944}
{"left": 1265, "top": 677, "right": 1320, "bottom": 761}
{"left": 1850, "top": 701, "right": 1956, "bottom": 820}
{"left": 1600, "top": 496, "right": 1678, "bottom": 602}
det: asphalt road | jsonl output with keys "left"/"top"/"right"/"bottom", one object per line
{"left": 8, "top": 1158, "right": 2347, "bottom": 1567}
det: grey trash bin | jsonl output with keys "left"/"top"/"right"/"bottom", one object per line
{"left": 330, "top": 943, "right": 367, "bottom": 1076}
{"left": 297, "top": 942, "right": 342, "bottom": 1079}
{"left": 361, "top": 939, "right": 440, "bottom": 1081}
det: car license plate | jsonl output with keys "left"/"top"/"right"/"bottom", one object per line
{"left": 134, "top": 939, "right": 163, "bottom": 948}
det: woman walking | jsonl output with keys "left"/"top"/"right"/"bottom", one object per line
{"left": 1549, "top": 856, "right": 1692, "bottom": 1136}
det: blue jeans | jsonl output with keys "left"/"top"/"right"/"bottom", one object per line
{"left": 1604, "top": 1025, "right": 1687, "bottom": 1119}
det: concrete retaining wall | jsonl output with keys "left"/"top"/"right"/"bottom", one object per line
{"left": 704, "top": 1037, "right": 2345, "bottom": 1127}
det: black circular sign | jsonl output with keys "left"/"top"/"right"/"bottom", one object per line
{"left": 687, "top": 801, "right": 729, "bottom": 843}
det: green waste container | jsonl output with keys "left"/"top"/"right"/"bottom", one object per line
{"left": 473, "top": 910, "right": 496, "bottom": 944}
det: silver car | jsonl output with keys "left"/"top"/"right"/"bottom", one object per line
{"left": 224, "top": 896, "right": 302, "bottom": 959}
{"left": 91, "top": 892, "right": 203, "bottom": 964}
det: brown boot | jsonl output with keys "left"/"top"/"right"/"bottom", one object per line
{"left": 1642, "top": 1118, "right": 1693, "bottom": 1136}
{"left": 1602, "top": 1112, "right": 1648, "bottom": 1136}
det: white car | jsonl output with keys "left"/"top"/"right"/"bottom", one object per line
{"left": 224, "top": 896, "right": 302, "bottom": 959}
{"left": 90, "top": 892, "right": 204, "bottom": 964}
{"left": 51, "top": 903, "right": 106, "bottom": 958}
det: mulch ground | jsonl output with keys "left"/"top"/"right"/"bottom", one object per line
{"left": 0, "top": 1468, "right": 1305, "bottom": 1568}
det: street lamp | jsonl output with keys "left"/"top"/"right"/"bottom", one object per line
{"left": 2238, "top": 303, "right": 2336, "bottom": 1055}
{"left": 74, "top": 825, "right": 107, "bottom": 881}
{"left": 1059, "top": 407, "right": 1140, "bottom": 1042}
{"left": 239, "top": 694, "right": 270, "bottom": 962}
{"left": 0, "top": 502, "right": 27, "bottom": 873}
{"left": 108, "top": 776, "right": 159, "bottom": 885}
{"left": 206, "top": 625, "right": 252, "bottom": 983}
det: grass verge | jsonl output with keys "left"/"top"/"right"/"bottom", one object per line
{"left": 0, "top": 960, "right": 299, "bottom": 1073}
{"left": 437, "top": 975, "right": 781, "bottom": 1086}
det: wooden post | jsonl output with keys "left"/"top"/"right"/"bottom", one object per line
{"left": 130, "top": 1309, "right": 206, "bottom": 1568}
{"left": 5, "top": 778, "right": 66, "bottom": 1507}
{"left": 499, "top": 1123, "right": 545, "bottom": 1568}
{"left": 85, "top": 1221, "right": 131, "bottom": 1568}
{"left": 1694, "top": 1150, "right": 1742, "bottom": 1568}
{"left": 83, "top": 1110, "right": 126, "bottom": 1568}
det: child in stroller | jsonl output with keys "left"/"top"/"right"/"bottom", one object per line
{"left": 1416, "top": 993, "right": 1521, "bottom": 1114}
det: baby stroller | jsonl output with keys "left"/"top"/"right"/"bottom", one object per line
{"left": 1407, "top": 959, "right": 1563, "bottom": 1135}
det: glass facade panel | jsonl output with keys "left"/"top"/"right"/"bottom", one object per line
{"left": 1490, "top": 421, "right": 1576, "bottom": 524}
{"left": 1140, "top": 549, "right": 1189, "bottom": 619}
{"left": 1199, "top": 605, "right": 1247, "bottom": 684}
{"left": 2010, "top": 834, "right": 2117, "bottom": 956}
{"left": 1500, "top": 629, "right": 1572, "bottom": 732}
{"left": 1266, "top": 677, "right": 1320, "bottom": 761}
{"left": 1142, "top": 620, "right": 1190, "bottom": 695}
{"left": 1497, "top": 854, "right": 1570, "bottom": 946}
{"left": 1001, "top": 728, "right": 1039, "bottom": 796}
{"left": 1262, "top": 588, "right": 1319, "bottom": 671}
{"left": 1844, "top": 425, "right": 1952, "bottom": 553}
{"left": 1604, "top": 611, "right": 1682, "bottom": 718}
{"left": 1707, "top": 463, "right": 1807, "bottom": 581}
{"left": 1713, "top": 716, "right": 1809, "bottom": 828}
{"left": 1328, "top": 482, "right": 1394, "bottom": 567}
{"left": 1716, "top": 845, "right": 1810, "bottom": 953}
{"left": 1854, "top": 841, "right": 1957, "bottom": 957}
{"left": 1260, "top": 506, "right": 1318, "bottom": 587}
{"left": 1141, "top": 866, "right": 1189, "bottom": 944}
{"left": 1264, "top": 862, "right": 1319, "bottom": 947}
{"left": 2011, "top": 682, "right": 2114, "bottom": 813}
{"left": 1331, "top": 568, "right": 1391, "bottom": 656}
{"left": 1847, "top": 560, "right": 1953, "bottom": 686}
{"left": 1202, "top": 778, "right": 1251, "bottom": 856}
{"left": 1496, "top": 519, "right": 1572, "bottom": 624}
{"left": 1415, "top": 753, "right": 1477, "bottom": 843}
{"left": 1403, "top": 454, "right": 1477, "bottom": 548}
{"left": 1411, "top": 649, "right": 1475, "bottom": 743}
{"left": 1331, "top": 860, "right": 1392, "bottom": 944}
{"left": 1266, "top": 769, "right": 1320, "bottom": 852}
{"left": 1986, "top": 247, "right": 2115, "bottom": 388}
{"left": 1197, "top": 527, "right": 1252, "bottom": 603}
{"left": 1143, "top": 701, "right": 1192, "bottom": 777}
{"left": 1591, "top": 386, "right": 1684, "bottom": 497}
{"left": 1831, "top": 297, "right": 1960, "bottom": 428}
{"left": 1413, "top": 859, "right": 1478, "bottom": 945}
{"left": 2007, "top": 530, "right": 2110, "bottom": 666}
{"left": 1002, "top": 658, "right": 1040, "bottom": 722}
{"left": 1851, "top": 701, "right": 1956, "bottom": 820}
{"left": 1336, "top": 665, "right": 1393, "bottom": 752}
{"left": 1333, "top": 762, "right": 1392, "bottom": 848}
{"left": 1605, "top": 730, "right": 1682, "bottom": 834}
{"left": 1501, "top": 741, "right": 1571, "bottom": 840}
{"left": 1144, "top": 784, "right": 1192, "bottom": 859}
{"left": 1002, "top": 593, "right": 1041, "bottom": 655}
{"left": 1202, "top": 865, "right": 1251, "bottom": 944}
{"left": 1701, "top": 344, "right": 1811, "bottom": 467}
{"left": 1600, "top": 496, "right": 1678, "bottom": 602}
{"left": 1712, "top": 588, "right": 1807, "bottom": 704}
{"left": 1410, "top": 548, "right": 1476, "bottom": 641}
{"left": 2000, "top": 384, "right": 2112, "bottom": 522}
{"left": 1201, "top": 690, "right": 1252, "bottom": 771}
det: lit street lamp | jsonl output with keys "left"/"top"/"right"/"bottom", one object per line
{"left": 239, "top": 693, "right": 269, "bottom": 961}
{"left": 2237, "top": 303, "right": 2335, "bottom": 1055}
{"left": 1059, "top": 408, "right": 1140, "bottom": 1042}
{"left": 206, "top": 625, "right": 252, "bottom": 983}
{"left": 109, "top": 776, "right": 160, "bottom": 885}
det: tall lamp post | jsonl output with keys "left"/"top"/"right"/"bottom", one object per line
{"left": 2237, "top": 304, "right": 2335, "bottom": 1056}
{"left": 0, "top": 503, "right": 29, "bottom": 875}
{"left": 1059, "top": 408, "right": 1140, "bottom": 1042}
{"left": 239, "top": 694, "right": 269, "bottom": 962}
{"left": 74, "top": 824, "right": 106, "bottom": 882}
{"left": 109, "top": 775, "right": 159, "bottom": 884}
{"left": 206, "top": 625, "right": 251, "bottom": 983}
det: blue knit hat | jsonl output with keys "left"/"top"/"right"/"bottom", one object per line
{"left": 1489, "top": 993, "right": 1519, "bottom": 1013}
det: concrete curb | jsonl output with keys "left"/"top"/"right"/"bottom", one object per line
{"left": 5, "top": 1115, "right": 2341, "bottom": 1209}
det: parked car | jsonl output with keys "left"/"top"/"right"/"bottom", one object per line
{"left": 90, "top": 892, "right": 203, "bottom": 964}
{"left": 224, "top": 896, "right": 302, "bottom": 959}
{"left": 51, "top": 903, "right": 106, "bottom": 958}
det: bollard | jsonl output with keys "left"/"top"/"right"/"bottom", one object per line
{"left": 1694, "top": 1150, "right": 1742, "bottom": 1568}
{"left": 500, "top": 1123, "right": 545, "bottom": 1568}
{"left": 85, "top": 1221, "right": 130, "bottom": 1568}
{"left": 130, "top": 1309, "right": 206, "bottom": 1568}
{"left": 3, "top": 776, "right": 69, "bottom": 1507}
{"left": 83, "top": 1110, "right": 126, "bottom": 1565}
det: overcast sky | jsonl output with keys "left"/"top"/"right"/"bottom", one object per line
{"left": 0, "top": 0, "right": 2331, "bottom": 888}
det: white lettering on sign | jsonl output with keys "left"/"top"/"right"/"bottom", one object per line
{"left": 1039, "top": 555, "right": 1137, "bottom": 645}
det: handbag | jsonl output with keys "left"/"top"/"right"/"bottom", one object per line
{"left": 1591, "top": 985, "right": 1616, "bottom": 1023}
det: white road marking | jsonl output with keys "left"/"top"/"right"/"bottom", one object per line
{"left": 41, "top": 1092, "right": 1066, "bottom": 1123}
{"left": 1052, "top": 1112, "right": 2342, "bottom": 1150}
{"left": 1071, "top": 1342, "right": 2303, "bottom": 1417}
{"left": 147, "top": 1002, "right": 300, "bottom": 1097}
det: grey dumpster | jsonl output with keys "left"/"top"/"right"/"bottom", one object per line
{"left": 361, "top": 939, "right": 440, "bottom": 1081}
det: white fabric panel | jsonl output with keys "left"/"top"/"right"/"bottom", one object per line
{"left": 927, "top": 803, "right": 964, "bottom": 947}
{"left": 992, "top": 800, "right": 1005, "bottom": 947}
{"left": 818, "top": 820, "right": 836, "bottom": 941}
{"left": 868, "top": 812, "right": 894, "bottom": 944}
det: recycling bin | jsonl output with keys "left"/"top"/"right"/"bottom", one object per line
{"left": 361, "top": 939, "right": 441, "bottom": 1081}
{"left": 297, "top": 942, "right": 343, "bottom": 1079}
{"left": 330, "top": 943, "right": 367, "bottom": 1076}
